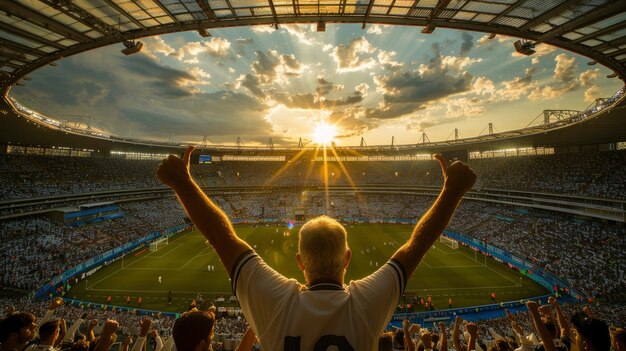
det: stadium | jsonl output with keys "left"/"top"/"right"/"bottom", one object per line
{"left": 0, "top": 1, "right": 625, "bottom": 351}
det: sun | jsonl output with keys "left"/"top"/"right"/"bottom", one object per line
{"left": 312, "top": 122, "right": 337, "bottom": 146}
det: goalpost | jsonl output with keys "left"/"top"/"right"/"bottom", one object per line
{"left": 439, "top": 235, "right": 459, "bottom": 249}
{"left": 149, "top": 237, "right": 169, "bottom": 252}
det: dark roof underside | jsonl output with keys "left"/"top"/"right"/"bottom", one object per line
{"left": 0, "top": 0, "right": 626, "bottom": 94}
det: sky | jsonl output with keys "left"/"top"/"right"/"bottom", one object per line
{"left": 11, "top": 23, "right": 624, "bottom": 147}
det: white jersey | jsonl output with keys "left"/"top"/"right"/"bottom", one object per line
{"left": 232, "top": 250, "right": 406, "bottom": 351}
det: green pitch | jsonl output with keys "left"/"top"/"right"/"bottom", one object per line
{"left": 67, "top": 224, "right": 547, "bottom": 312}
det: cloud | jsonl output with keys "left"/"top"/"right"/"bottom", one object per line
{"left": 579, "top": 68, "right": 600, "bottom": 87}
{"left": 316, "top": 77, "right": 343, "bottom": 97}
{"left": 494, "top": 57, "right": 540, "bottom": 101}
{"left": 375, "top": 44, "right": 474, "bottom": 106}
{"left": 332, "top": 37, "right": 378, "bottom": 72}
{"left": 460, "top": 32, "right": 474, "bottom": 56}
{"left": 119, "top": 90, "right": 272, "bottom": 140}
{"left": 473, "top": 77, "right": 496, "bottom": 96}
{"left": 173, "top": 38, "right": 232, "bottom": 62}
{"left": 367, "top": 25, "right": 383, "bottom": 35}
{"left": 272, "top": 83, "right": 366, "bottom": 110}
{"left": 142, "top": 36, "right": 176, "bottom": 60}
{"left": 327, "top": 107, "right": 380, "bottom": 138}
{"left": 355, "top": 83, "right": 369, "bottom": 97}
{"left": 584, "top": 85, "right": 601, "bottom": 102}
{"left": 271, "top": 92, "right": 319, "bottom": 109}
{"left": 528, "top": 54, "right": 578, "bottom": 100}
{"left": 115, "top": 54, "right": 200, "bottom": 98}
{"left": 476, "top": 34, "right": 510, "bottom": 50}
{"left": 553, "top": 53, "right": 577, "bottom": 85}
{"left": 11, "top": 47, "right": 272, "bottom": 142}
{"left": 282, "top": 24, "right": 320, "bottom": 46}
{"left": 187, "top": 67, "right": 211, "bottom": 84}
{"left": 378, "top": 50, "right": 404, "bottom": 71}
{"left": 251, "top": 25, "right": 276, "bottom": 33}
{"left": 235, "top": 49, "right": 305, "bottom": 98}
{"left": 579, "top": 68, "right": 601, "bottom": 102}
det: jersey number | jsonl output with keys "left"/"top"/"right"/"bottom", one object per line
{"left": 284, "top": 335, "right": 354, "bottom": 351}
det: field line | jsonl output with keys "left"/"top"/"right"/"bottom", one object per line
{"left": 124, "top": 231, "right": 191, "bottom": 268}
{"left": 86, "top": 267, "right": 124, "bottom": 290}
{"left": 151, "top": 243, "right": 184, "bottom": 258}
{"left": 178, "top": 246, "right": 213, "bottom": 270}
{"left": 85, "top": 287, "right": 232, "bottom": 294}
{"left": 427, "top": 264, "right": 487, "bottom": 269}
{"left": 88, "top": 231, "right": 197, "bottom": 287}
{"left": 118, "top": 267, "right": 179, "bottom": 271}
{"left": 407, "top": 284, "right": 519, "bottom": 292}
{"left": 456, "top": 246, "right": 520, "bottom": 286}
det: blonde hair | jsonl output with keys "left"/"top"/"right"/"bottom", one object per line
{"left": 298, "top": 216, "right": 349, "bottom": 283}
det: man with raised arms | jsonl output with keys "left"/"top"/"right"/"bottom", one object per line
{"left": 157, "top": 146, "right": 476, "bottom": 351}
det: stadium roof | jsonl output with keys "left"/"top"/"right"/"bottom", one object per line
{"left": 0, "top": 0, "right": 626, "bottom": 96}
{"left": 1, "top": 89, "right": 624, "bottom": 155}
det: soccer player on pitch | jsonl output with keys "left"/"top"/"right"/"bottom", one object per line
{"left": 157, "top": 146, "right": 475, "bottom": 350}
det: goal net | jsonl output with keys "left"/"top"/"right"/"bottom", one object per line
{"left": 439, "top": 235, "right": 459, "bottom": 249}
{"left": 149, "top": 237, "right": 169, "bottom": 252}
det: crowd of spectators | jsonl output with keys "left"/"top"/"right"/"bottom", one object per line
{"left": 446, "top": 201, "right": 626, "bottom": 301}
{"left": 0, "top": 156, "right": 162, "bottom": 200}
{"left": 0, "top": 297, "right": 250, "bottom": 351}
{"left": 2, "top": 191, "right": 623, "bottom": 309}
{"left": 1, "top": 295, "right": 624, "bottom": 351}
{"left": 0, "top": 199, "right": 187, "bottom": 290}
{"left": 1, "top": 150, "right": 625, "bottom": 200}
{"left": 1, "top": 150, "right": 625, "bottom": 351}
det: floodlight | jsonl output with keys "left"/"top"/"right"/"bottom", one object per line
{"left": 513, "top": 40, "right": 535, "bottom": 55}
{"left": 488, "top": 33, "right": 496, "bottom": 39}
{"left": 317, "top": 21, "right": 326, "bottom": 32}
{"left": 587, "top": 61, "right": 597, "bottom": 66}
{"left": 607, "top": 72, "right": 617, "bottom": 78}
{"left": 198, "top": 28, "right": 212, "bottom": 37}
{"left": 422, "top": 23, "right": 436, "bottom": 34}
{"left": 121, "top": 40, "right": 143, "bottom": 56}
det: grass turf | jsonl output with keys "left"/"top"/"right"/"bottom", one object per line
{"left": 67, "top": 224, "right": 547, "bottom": 313}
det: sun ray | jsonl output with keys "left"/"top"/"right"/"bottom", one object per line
{"left": 263, "top": 147, "right": 311, "bottom": 187}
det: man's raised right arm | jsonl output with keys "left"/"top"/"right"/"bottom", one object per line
{"left": 391, "top": 155, "right": 476, "bottom": 277}
{"left": 156, "top": 145, "right": 252, "bottom": 275}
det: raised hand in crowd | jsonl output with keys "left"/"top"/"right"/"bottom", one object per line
{"left": 439, "top": 322, "right": 448, "bottom": 351}
{"left": 87, "top": 319, "right": 98, "bottom": 341}
{"left": 121, "top": 334, "right": 133, "bottom": 351}
{"left": 93, "top": 320, "right": 119, "bottom": 351}
{"left": 453, "top": 316, "right": 465, "bottom": 351}
{"left": 466, "top": 322, "right": 478, "bottom": 351}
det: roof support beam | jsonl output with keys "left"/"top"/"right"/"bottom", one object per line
{"left": 609, "top": 47, "right": 626, "bottom": 59}
{"left": 426, "top": 0, "right": 451, "bottom": 22}
{"left": 0, "top": 2, "right": 91, "bottom": 42}
{"left": 102, "top": 0, "right": 146, "bottom": 29}
{"left": 267, "top": 0, "right": 279, "bottom": 27}
{"left": 573, "top": 21, "right": 626, "bottom": 44}
{"left": 593, "top": 36, "right": 626, "bottom": 52}
{"left": 518, "top": 0, "right": 580, "bottom": 32}
{"left": 538, "top": 2, "right": 626, "bottom": 42}
{"left": 0, "top": 39, "right": 46, "bottom": 57}
{"left": 0, "top": 49, "right": 30, "bottom": 63}
{"left": 488, "top": 0, "right": 527, "bottom": 24}
{"left": 41, "top": 0, "right": 119, "bottom": 36}
{"left": 0, "top": 61, "right": 21, "bottom": 69}
{"left": 154, "top": 2, "right": 181, "bottom": 24}
{"left": 195, "top": 0, "right": 217, "bottom": 20}
{"left": 0, "top": 21, "right": 65, "bottom": 49}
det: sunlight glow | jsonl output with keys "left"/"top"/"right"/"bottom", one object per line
{"left": 312, "top": 122, "right": 337, "bottom": 146}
